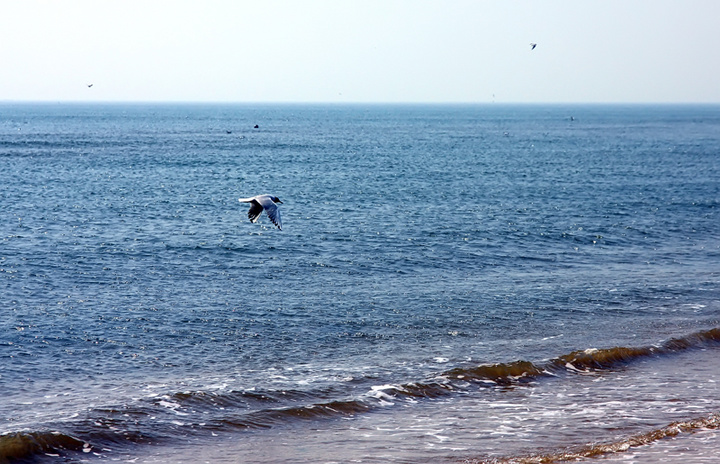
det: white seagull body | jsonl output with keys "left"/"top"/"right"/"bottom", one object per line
{"left": 238, "top": 194, "right": 283, "bottom": 230}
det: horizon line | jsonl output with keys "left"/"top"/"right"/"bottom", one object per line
{"left": 2, "top": 100, "right": 720, "bottom": 106}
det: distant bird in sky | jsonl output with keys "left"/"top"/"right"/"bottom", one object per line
{"left": 239, "top": 194, "right": 283, "bottom": 230}
{"left": 87, "top": 84, "right": 94, "bottom": 88}
{"left": 530, "top": 43, "right": 537, "bottom": 50}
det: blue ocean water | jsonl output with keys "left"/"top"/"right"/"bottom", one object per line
{"left": 1, "top": 103, "right": 719, "bottom": 463}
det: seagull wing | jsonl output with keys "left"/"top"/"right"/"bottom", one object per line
{"left": 266, "top": 204, "right": 282, "bottom": 230}
{"left": 246, "top": 200, "right": 264, "bottom": 223}
{"left": 255, "top": 195, "right": 282, "bottom": 230}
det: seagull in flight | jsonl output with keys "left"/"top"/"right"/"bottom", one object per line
{"left": 238, "top": 194, "right": 283, "bottom": 230}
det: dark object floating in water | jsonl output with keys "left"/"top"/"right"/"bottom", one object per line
{"left": 254, "top": 124, "right": 259, "bottom": 129}
{"left": 238, "top": 194, "right": 283, "bottom": 230}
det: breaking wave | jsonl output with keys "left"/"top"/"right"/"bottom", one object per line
{"left": 0, "top": 432, "right": 87, "bottom": 464}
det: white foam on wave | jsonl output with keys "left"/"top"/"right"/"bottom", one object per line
{"left": 369, "top": 384, "right": 400, "bottom": 406}
{"left": 156, "top": 396, "right": 188, "bottom": 415}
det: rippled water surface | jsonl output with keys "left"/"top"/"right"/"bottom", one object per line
{"left": 1, "top": 103, "right": 719, "bottom": 463}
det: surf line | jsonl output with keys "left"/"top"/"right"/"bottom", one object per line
{"left": 472, "top": 412, "right": 720, "bottom": 464}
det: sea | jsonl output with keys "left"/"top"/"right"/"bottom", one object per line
{"left": 1, "top": 103, "right": 719, "bottom": 464}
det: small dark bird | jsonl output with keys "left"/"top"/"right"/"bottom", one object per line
{"left": 238, "top": 194, "right": 283, "bottom": 230}
{"left": 87, "top": 84, "right": 94, "bottom": 88}
{"left": 530, "top": 43, "right": 537, "bottom": 50}
{"left": 254, "top": 124, "right": 259, "bottom": 129}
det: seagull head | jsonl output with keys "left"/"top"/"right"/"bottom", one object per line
{"left": 272, "top": 196, "right": 283, "bottom": 204}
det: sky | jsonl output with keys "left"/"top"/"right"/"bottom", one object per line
{"left": 1, "top": 0, "right": 719, "bottom": 103}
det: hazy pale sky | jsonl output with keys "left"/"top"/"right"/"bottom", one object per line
{"left": 2, "top": 0, "right": 719, "bottom": 103}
